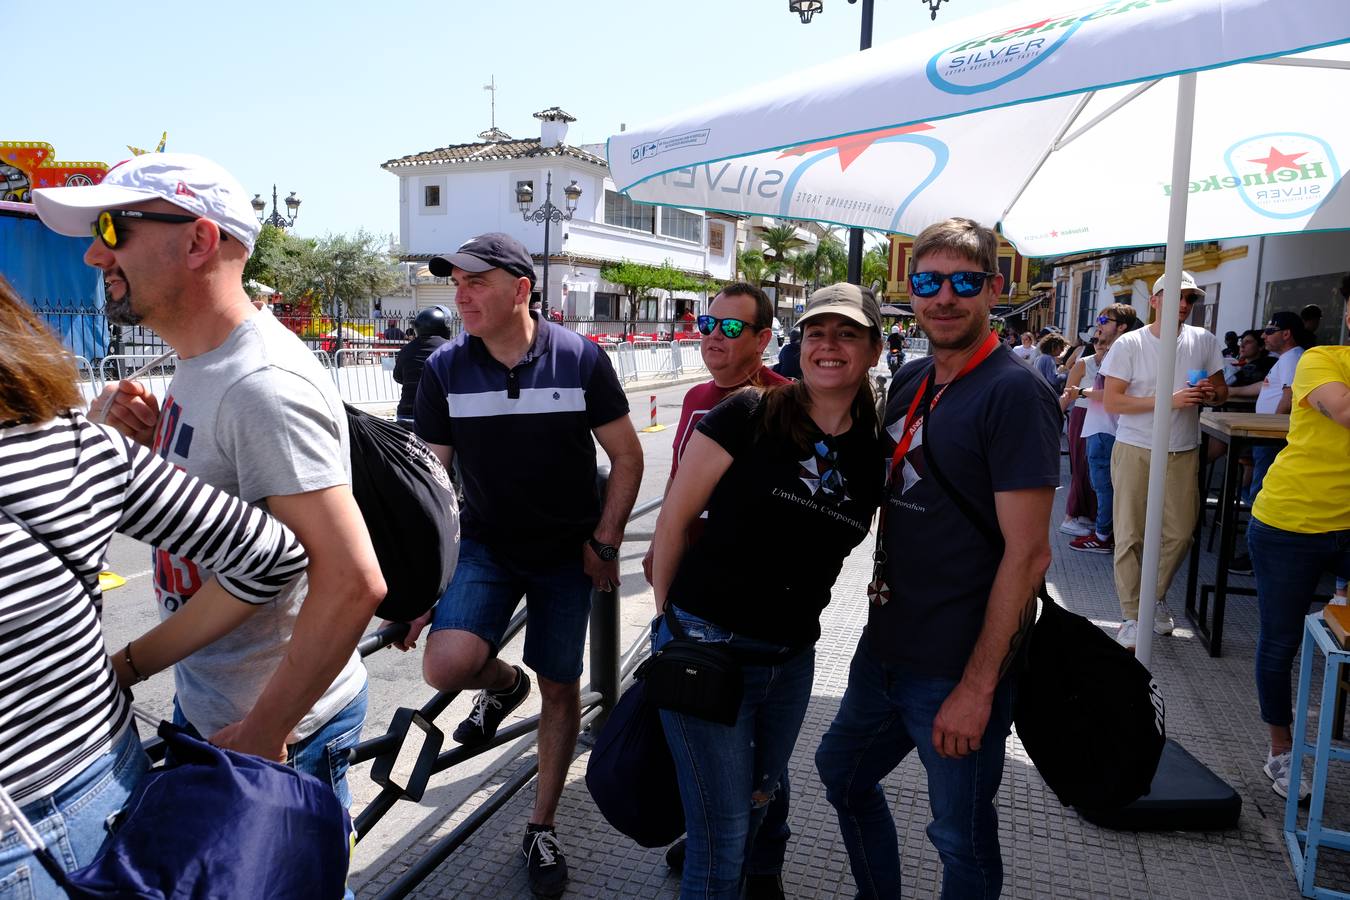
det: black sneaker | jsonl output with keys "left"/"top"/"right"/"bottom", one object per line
{"left": 1228, "top": 555, "right": 1255, "bottom": 576}
{"left": 745, "top": 872, "right": 787, "bottom": 900}
{"left": 453, "top": 665, "right": 530, "bottom": 747}
{"left": 522, "top": 825, "right": 568, "bottom": 898}
{"left": 664, "top": 838, "right": 685, "bottom": 874}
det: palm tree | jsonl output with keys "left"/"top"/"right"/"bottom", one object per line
{"left": 737, "top": 248, "right": 767, "bottom": 286}
{"left": 814, "top": 231, "right": 848, "bottom": 288}
{"left": 759, "top": 222, "right": 805, "bottom": 301}
{"left": 862, "top": 243, "right": 890, "bottom": 298}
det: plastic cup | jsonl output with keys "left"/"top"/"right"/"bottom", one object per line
{"left": 1186, "top": 368, "right": 1207, "bottom": 386}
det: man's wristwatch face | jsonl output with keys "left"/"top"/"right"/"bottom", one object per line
{"left": 589, "top": 538, "right": 619, "bottom": 561}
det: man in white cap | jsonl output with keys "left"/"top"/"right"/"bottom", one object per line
{"left": 33, "top": 154, "right": 386, "bottom": 815}
{"left": 1100, "top": 271, "right": 1227, "bottom": 650}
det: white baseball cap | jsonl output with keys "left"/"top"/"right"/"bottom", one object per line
{"left": 32, "top": 152, "right": 260, "bottom": 254}
{"left": 1151, "top": 270, "right": 1205, "bottom": 298}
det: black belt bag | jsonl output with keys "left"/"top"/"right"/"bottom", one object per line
{"left": 637, "top": 607, "right": 798, "bottom": 726}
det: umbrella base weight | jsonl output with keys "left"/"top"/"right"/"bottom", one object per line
{"left": 1076, "top": 739, "right": 1241, "bottom": 831}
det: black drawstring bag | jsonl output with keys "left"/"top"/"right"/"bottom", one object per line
{"left": 346, "top": 405, "right": 458, "bottom": 622}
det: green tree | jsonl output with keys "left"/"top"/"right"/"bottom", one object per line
{"left": 736, "top": 248, "right": 766, "bottom": 286}
{"left": 862, "top": 242, "right": 890, "bottom": 297}
{"left": 241, "top": 223, "right": 286, "bottom": 298}
{"left": 599, "top": 259, "right": 708, "bottom": 325}
{"left": 759, "top": 222, "right": 805, "bottom": 299}
{"left": 266, "top": 229, "right": 402, "bottom": 319}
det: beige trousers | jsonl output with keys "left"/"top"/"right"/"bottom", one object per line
{"left": 1110, "top": 441, "right": 1200, "bottom": 621}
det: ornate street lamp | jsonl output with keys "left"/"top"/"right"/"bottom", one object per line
{"left": 792, "top": 0, "right": 949, "bottom": 283}
{"left": 250, "top": 185, "right": 301, "bottom": 228}
{"left": 518, "top": 171, "right": 581, "bottom": 319}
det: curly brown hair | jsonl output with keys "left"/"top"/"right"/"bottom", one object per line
{"left": 0, "top": 275, "right": 82, "bottom": 424}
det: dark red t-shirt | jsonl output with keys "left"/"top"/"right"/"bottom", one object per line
{"left": 670, "top": 366, "right": 790, "bottom": 478}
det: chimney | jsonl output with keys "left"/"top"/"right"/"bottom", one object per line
{"left": 534, "top": 106, "right": 577, "bottom": 149}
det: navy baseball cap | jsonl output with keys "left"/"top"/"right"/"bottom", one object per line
{"left": 429, "top": 232, "right": 535, "bottom": 285}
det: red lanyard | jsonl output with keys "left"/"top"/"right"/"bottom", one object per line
{"left": 886, "top": 330, "right": 1000, "bottom": 486}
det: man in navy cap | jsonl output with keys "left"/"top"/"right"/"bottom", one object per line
{"left": 402, "top": 232, "right": 642, "bottom": 897}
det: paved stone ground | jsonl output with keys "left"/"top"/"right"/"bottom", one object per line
{"left": 356, "top": 457, "right": 1349, "bottom": 899}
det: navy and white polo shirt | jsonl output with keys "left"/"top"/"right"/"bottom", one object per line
{"left": 414, "top": 315, "right": 629, "bottom": 561}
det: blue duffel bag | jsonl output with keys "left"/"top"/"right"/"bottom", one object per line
{"left": 35, "top": 722, "right": 352, "bottom": 899}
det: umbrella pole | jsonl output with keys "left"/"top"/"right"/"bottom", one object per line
{"left": 1136, "top": 72, "right": 1198, "bottom": 669}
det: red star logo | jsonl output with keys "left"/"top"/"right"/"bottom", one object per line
{"left": 1049, "top": 230, "right": 1058, "bottom": 238}
{"left": 777, "top": 123, "right": 935, "bottom": 172}
{"left": 1248, "top": 146, "right": 1306, "bottom": 175}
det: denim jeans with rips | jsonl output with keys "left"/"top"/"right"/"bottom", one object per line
{"left": 653, "top": 608, "right": 814, "bottom": 900}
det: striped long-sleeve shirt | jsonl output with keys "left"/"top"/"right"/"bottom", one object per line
{"left": 0, "top": 411, "right": 308, "bottom": 806}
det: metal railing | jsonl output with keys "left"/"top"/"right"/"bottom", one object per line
{"left": 332, "top": 349, "right": 401, "bottom": 405}
{"left": 344, "top": 486, "right": 661, "bottom": 899}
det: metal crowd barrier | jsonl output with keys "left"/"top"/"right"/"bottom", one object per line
{"left": 345, "top": 484, "right": 660, "bottom": 899}
{"left": 631, "top": 341, "right": 679, "bottom": 382}
{"left": 332, "top": 348, "right": 400, "bottom": 406}
{"left": 99, "top": 354, "right": 176, "bottom": 403}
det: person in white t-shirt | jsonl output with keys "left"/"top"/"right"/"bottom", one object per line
{"left": 1012, "top": 331, "right": 1036, "bottom": 361}
{"left": 1100, "top": 271, "right": 1227, "bottom": 650}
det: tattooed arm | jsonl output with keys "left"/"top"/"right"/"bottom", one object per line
{"left": 1306, "top": 381, "right": 1350, "bottom": 430}
{"left": 931, "top": 486, "right": 1054, "bottom": 760}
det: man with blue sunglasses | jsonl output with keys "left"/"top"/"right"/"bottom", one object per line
{"left": 818, "top": 217, "right": 1060, "bottom": 899}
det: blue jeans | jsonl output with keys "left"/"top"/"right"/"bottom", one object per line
{"left": 1245, "top": 444, "right": 1278, "bottom": 505}
{"left": 1086, "top": 432, "right": 1116, "bottom": 537}
{"left": 816, "top": 632, "right": 1015, "bottom": 900}
{"left": 1249, "top": 519, "right": 1350, "bottom": 727}
{"left": 431, "top": 538, "right": 593, "bottom": 683}
{"left": 0, "top": 726, "right": 148, "bottom": 900}
{"left": 653, "top": 609, "right": 814, "bottom": 900}
{"left": 173, "top": 682, "right": 367, "bottom": 809}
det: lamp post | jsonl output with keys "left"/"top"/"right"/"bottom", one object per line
{"left": 517, "top": 171, "right": 582, "bottom": 319}
{"left": 250, "top": 184, "right": 301, "bottom": 229}
{"left": 791, "top": 0, "right": 949, "bottom": 284}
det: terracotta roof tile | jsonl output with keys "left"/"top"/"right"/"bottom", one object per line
{"left": 382, "top": 138, "right": 606, "bottom": 170}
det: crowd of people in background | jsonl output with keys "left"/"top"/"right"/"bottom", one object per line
{"left": 2, "top": 147, "right": 1348, "bottom": 900}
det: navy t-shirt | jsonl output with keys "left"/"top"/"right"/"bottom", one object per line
{"left": 669, "top": 390, "right": 885, "bottom": 649}
{"left": 413, "top": 316, "right": 629, "bottom": 561}
{"left": 869, "top": 345, "right": 1061, "bottom": 678}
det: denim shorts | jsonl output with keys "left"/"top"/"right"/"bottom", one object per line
{"left": 0, "top": 726, "right": 149, "bottom": 900}
{"left": 430, "top": 538, "right": 593, "bottom": 684}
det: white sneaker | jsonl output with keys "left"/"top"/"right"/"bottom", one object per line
{"left": 1264, "top": 751, "right": 1311, "bottom": 802}
{"left": 1154, "top": 602, "right": 1175, "bottom": 636}
{"left": 1058, "top": 518, "right": 1092, "bottom": 537}
{"left": 1116, "top": 619, "right": 1139, "bottom": 650}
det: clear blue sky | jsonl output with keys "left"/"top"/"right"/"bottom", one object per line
{"left": 10, "top": 0, "right": 1001, "bottom": 241}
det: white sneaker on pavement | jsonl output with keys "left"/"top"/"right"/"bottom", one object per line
{"left": 1059, "top": 518, "right": 1092, "bottom": 537}
{"left": 1116, "top": 619, "right": 1138, "bottom": 651}
{"left": 1154, "top": 602, "right": 1175, "bottom": 636}
{"left": 1265, "top": 751, "right": 1311, "bottom": 802}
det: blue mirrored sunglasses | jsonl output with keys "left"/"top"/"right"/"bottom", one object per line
{"left": 908, "top": 270, "right": 997, "bottom": 299}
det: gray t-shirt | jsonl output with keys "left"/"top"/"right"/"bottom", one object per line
{"left": 149, "top": 310, "right": 365, "bottom": 741}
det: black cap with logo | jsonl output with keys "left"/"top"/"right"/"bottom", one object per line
{"left": 428, "top": 232, "right": 536, "bottom": 285}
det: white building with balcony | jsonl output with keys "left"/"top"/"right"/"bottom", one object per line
{"left": 381, "top": 107, "right": 737, "bottom": 324}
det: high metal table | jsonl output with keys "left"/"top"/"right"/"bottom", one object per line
{"left": 1184, "top": 411, "right": 1288, "bottom": 656}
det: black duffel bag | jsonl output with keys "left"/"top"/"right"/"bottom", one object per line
{"left": 1014, "top": 591, "right": 1166, "bottom": 809}
{"left": 346, "top": 405, "right": 459, "bottom": 622}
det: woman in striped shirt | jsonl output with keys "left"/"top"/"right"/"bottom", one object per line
{"left": 0, "top": 277, "right": 308, "bottom": 898}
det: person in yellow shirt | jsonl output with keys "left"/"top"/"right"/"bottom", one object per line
{"left": 1248, "top": 303, "right": 1350, "bottom": 802}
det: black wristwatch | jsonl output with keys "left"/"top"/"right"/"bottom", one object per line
{"left": 588, "top": 537, "right": 619, "bottom": 561}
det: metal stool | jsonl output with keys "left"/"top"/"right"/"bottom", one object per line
{"left": 1286, "top": 613, "right": 1350, "bottom": 898}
